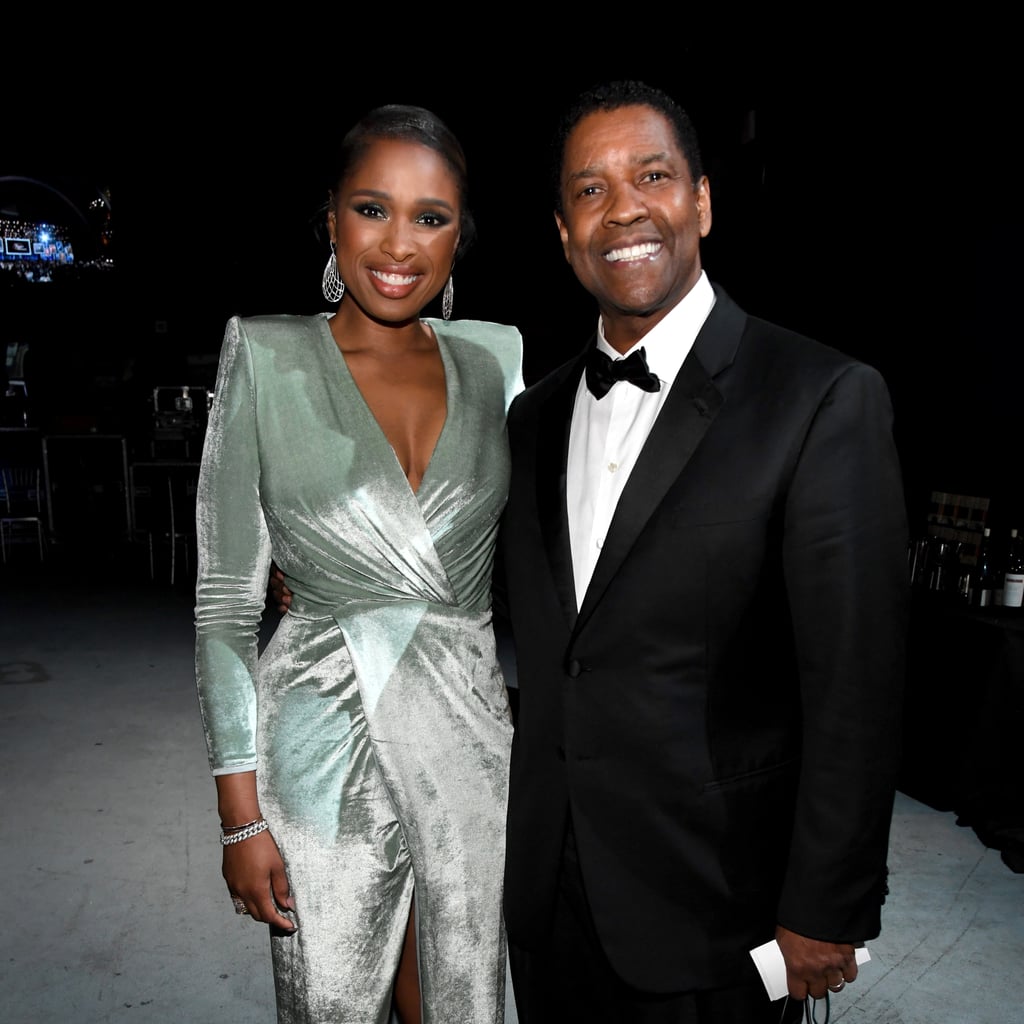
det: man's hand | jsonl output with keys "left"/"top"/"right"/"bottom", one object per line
{"left": 269, "top": 561, "right": 293, "bottom": 614}
{"left": 776, "top": 924, "right": 858, "bottom": 1002}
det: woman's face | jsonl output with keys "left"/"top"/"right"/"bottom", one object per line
{"left": 328, "top": 138, "right": 461, "bottom": 322}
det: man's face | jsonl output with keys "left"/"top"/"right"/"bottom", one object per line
{"left": 555, "top": 105, "right": 711, "bottom": 348}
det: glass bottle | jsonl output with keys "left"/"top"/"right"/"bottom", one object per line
{"left": 970, "top": 527, "right": 997, "bottom": 607}
{"left": 928, "top": 538, "right": 962, "bottom": 599}
{"left": 1002, "top": 528, "right": 1024, "bottom": 610}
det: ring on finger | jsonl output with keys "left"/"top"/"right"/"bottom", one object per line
{"left": 230, "top": 895, "right": 250, "bottom": 916}
{"left": 828, "top": 978, "right": 846, "bottom": 992}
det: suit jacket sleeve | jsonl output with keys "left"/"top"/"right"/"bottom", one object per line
{"left": 777, "top": 359, "right": 909, "bottom": 942}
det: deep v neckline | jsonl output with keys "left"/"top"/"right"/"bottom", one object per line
{"left": 320, "top": 314, "right": 452, "bottom": 498}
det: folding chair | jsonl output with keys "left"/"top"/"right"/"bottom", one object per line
{"left": 0, "top": 465, "right": 46, "bottom": 563}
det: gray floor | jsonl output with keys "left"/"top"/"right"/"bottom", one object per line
{"left": 1, "top": 544, "right": 1020, "bottom": 1024}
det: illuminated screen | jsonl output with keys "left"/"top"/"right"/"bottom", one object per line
{"left": 0, "top": 218, "right": 74, "bottom": 266}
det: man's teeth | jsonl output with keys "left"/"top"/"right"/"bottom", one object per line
{"left": 372, "top": 271, "right": 418, "bottom": 285}
{"left": 604, "top": 242, "right": 660, "bottom": 263}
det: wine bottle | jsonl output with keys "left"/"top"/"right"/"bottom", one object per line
{"left": 1003, "top": 528, "right": 1024, "bottom": 610}
{"left": 970, "top": 527, "right": 997, "bottom": 607}
{"left": 994, "top": 530, "right": 1008, "bottom": 606}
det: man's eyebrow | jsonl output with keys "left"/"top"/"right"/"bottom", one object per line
{"left": 634, "top": 150, "right": 674, "bottom": 168}
{"left": 564, "top": 166, "right": 599, "bottom": 187}
{"left": 566, "top": 151, "right": 673, "bottom": 185}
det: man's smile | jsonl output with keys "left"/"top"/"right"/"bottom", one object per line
{"left": 603, "top": 241, "right": 662, "bottom": 263}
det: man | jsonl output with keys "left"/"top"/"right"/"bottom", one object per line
{"left": 497, "top": 80, "right": 909, "bottom": 1022}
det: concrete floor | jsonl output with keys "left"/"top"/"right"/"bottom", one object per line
{"left": 1, "top": 542, "right": 1020, "bottom": 1023}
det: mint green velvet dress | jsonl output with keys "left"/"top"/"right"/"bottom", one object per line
{"left": 194, "top": 313, "right": 523, "bottom": 1023}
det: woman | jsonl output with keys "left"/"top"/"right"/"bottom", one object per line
{"left": 194, "top": 104, "right": 523, "bottom": 1023}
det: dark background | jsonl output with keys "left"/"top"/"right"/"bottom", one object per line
{"left": 3, "top": 31, "right": 1021, "bottom": 539}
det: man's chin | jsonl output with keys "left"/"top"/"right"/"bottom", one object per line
{"left": 605, "top": 295, "right": 670, "bottom": 321}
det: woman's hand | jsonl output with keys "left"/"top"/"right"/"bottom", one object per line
{"left": 216, "top": 771, "right": 294, "bottom": 930}
{"left": 223, "top": 829, "right": 296, "bottom": 932}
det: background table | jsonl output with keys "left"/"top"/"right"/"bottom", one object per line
{"left": 900, "top": 593, "right": 1024, "bottom": 871}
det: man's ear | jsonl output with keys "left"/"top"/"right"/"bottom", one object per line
{"left": 555, "top": 211, "right": 571, "bottom": 264}
{"left": 695, "top": 176, "right": 712, "bottom": 238}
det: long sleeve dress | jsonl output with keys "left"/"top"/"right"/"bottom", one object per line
{"left": 194, "top": 312, "right": 523, "bottom": 1024}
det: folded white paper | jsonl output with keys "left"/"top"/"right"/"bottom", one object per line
{"left": 749, "top": 939, "right": 871, "bottom": 1001}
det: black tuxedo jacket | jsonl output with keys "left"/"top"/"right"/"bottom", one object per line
{"left": 498, "top": 285, "right": 909, "bottom": 993}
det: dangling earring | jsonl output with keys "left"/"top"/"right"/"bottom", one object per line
{"left": 442, "top": 275, "right": 454, "bottom": 321}
{"left": 322, "top": 242, "right": 345, "bottom": 303}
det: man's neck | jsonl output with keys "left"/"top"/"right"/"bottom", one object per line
{"left": 598, "top": 272, "right": 706, "bottom": 354}
{"left": 600, "top": 310, "right": 669, "bottom": 355}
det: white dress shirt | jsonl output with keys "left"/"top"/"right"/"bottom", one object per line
{"left": 567, "top": 271, "right": 716, "bottom": 610}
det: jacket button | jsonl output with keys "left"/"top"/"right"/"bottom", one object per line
{"left": 565, "top": 659, "right": 582, "bottom": 678}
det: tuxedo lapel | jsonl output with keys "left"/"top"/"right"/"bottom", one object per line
{"left": 574, "top": 290, "right": 743, "bottom": 631}
{"left": 575, "top": 355, "right": 722, "bottom": 628}
{"left": 536, "top": 354, "right": 587, "bottom": 631}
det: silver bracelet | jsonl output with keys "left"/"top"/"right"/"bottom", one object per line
{"left": 220, "top": 818, "right": 269, "bottom": 846}
{"left": 220, "top": 816, "right": 263, "bottom": 833}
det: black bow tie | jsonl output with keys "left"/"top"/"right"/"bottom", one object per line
{"left": 585, "top": 346, "right": 661, "bottom": 400}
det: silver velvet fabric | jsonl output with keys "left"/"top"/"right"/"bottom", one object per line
{"left": 195, "top": 313, "right": 523, "bottom": 1023}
